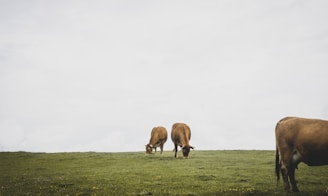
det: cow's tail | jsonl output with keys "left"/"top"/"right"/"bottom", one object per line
{"left": 275, "top": 145, "right": 280, "bottom": 182}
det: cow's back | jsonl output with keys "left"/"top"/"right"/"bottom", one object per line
{"left": 171, "top": 123, "right": 190, "bottom": 145}
{"left": 150, "top": 126, "right": 168, "bottom": 143}
{"left": 276, "top": 117, "right": 328, "bottom": 166}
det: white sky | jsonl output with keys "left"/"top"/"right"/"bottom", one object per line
{"left": 1, "top": 0, "right": 328, "bottom": 152}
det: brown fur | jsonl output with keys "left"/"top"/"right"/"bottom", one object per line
{"left": 275, "top": 117, "right": 328, "bottom": 192}
{"left": 145, "top": 126, "right": 167, "bottom": 154}
{"left": 171, "top": 123, "right": 194, "bottom": 158}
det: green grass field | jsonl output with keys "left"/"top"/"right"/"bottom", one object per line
{"left": 1, "top": 150, "right": 327, "bottom": 195}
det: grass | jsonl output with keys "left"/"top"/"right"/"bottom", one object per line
{"left": 1, "top": 150, "right": 328, "bottom": 195}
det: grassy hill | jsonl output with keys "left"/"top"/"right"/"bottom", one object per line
{"left": 1, "top": 150, "right": 327, "bottom": 195}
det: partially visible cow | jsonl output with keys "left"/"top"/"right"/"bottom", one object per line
{"left": 275, "top": 117, "right": 328, "bottom": 192}
{"left": 145, "top": 126, "right": 168, "bottom": 154}
{"left": 171, "top": 123, "right": 194, "bottom": 158}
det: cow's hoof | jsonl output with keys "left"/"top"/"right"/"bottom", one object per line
{"left": 284, "top": 186, "right": 291, "bottom": 192}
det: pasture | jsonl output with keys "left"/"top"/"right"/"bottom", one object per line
{"left": 1, "top": 150, "right": 327, "bottom": 195}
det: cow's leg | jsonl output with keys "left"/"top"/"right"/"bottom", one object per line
{"left": 280, "top": 152, "right": 292, "bottom": 192}
{"left": 278, "top": 145, "right": 294, "bottom": 192}
{"left": 289, "top": 166, "right": 299, "bottom": 192}
{"left": 281, "top": 161, "right": 300, "bottom": 192}
{"left": 290, "top": 150, "right": 301, "bottom": 192}
{"left": 174, "top": 144, "right": 178, "bottom": 158}
{"left": 280, "top": 163, "right": 291, "bottom": 192}
{"left": 160, "top": 144, "right": 164, "bottom": 155}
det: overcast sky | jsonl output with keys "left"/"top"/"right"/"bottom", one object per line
{"left": 1, "top": 0, "right": 328, "bottom": 152}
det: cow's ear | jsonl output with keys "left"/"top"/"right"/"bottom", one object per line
{"left": 190, "top": 146, "right": 195, "bottom": 149}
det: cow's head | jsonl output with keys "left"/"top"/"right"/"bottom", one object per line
{"left": 182, "top": 145, "right": 194, "bottom": 158}
{"left": 145, "top": 144, "right": 153, "bottom": 154}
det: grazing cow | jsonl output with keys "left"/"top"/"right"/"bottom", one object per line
{"left": 171, "top": 123, "right": 194, "bottom": 158}
{"left": 145, "top": 126, "right": 168, "bottom": 154}
{"left": 275, "top": 117, "right": 328, "bottom": 192}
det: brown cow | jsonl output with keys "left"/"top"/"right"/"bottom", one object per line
{"left": 275, "top": 117, "right": 328, "bottom": 192}
{"left": 145, "top": 126, "right": 168, "bottom": 154}
{"left": 171, "top": 123, "right": 194, "bottom": 158}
